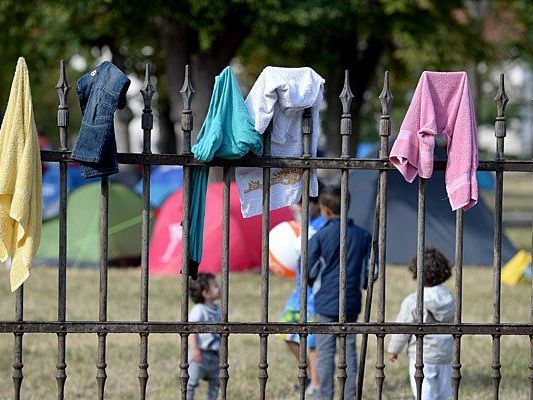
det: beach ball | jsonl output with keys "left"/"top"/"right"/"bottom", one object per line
{"left": 268, "top": 220, "right": 301, "bottom": 278}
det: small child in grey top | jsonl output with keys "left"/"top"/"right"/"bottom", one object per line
{"left": 188, "top": 273, "right": 222, "bottom": 400}
{"left": 388, "top": 247, "right": 455, "bottom": 400}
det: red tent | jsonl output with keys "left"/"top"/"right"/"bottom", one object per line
{"left": 149, "top": 182, "right": 294, "bottom": 275}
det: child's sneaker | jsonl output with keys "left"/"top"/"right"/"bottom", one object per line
{"left": 306, "top": 385, "right": 319, "bottom": 397}
{"left": 292, "top": 378, "right": 311, "bottom": 393}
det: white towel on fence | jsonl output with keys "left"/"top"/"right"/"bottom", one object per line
{"left": 236, "top": 66, "right": 324, "bottom": 218}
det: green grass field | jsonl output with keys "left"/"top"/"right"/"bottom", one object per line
{"left": 0, "top": 266, "right": 531, "bottom": 400}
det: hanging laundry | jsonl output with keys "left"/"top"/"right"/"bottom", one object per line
{"left": 235, "top": 66, "right": 324, "bottom": 218}
{"left": 71, "top": 61, "right": 130, "bottom": 179}
{"left": 0, "top": 57, "right": 42, "bottom": 291}
{"left": 389, "top": 71, "right": 478, "bottom": 211}
{"left": 187, "top": 66, "right": 263, "bottom": 280}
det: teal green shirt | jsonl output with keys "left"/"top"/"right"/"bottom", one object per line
{"left": 187, "top": 67, "right": 263, "bottom": 278}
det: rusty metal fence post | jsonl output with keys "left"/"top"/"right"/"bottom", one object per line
{"left": 55, "top": 59, "right": 70, "bottom": 400}
{"left": 337, "top": 70, "right": 353, "bottom": 399}
{"left": 138, "top": 62, "right": 155, "bottom": 399}
{"left": 375, "top": 71, "right": 392, "bottom": 400}
{"left": 491, "top": 74, "right": 508, "bottom": 400}
{"left": 179, "top": 64, "right": 194, "bottom": 400}
{"left": 258, "top": 122, "right": 272, "bottom": 399}
{"left": 297, "top": 108, "right": 312, "bottom": 400}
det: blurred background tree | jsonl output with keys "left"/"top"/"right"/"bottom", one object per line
{"left": 0, "top": 0, "right": 531, "bottom": 157}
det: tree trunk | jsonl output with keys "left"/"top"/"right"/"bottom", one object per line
{"left": 321, "top": 28, "right": 386, "bottom": 157}
{"left": 324, "top": 71, "right": 344, "bottom": 157}
{"left": 159, "top": 16, "right": 195, "bottom": 154}
{"left": 110, "top": 46, "right": 134, "bottom": 170}
{"left": 115, "top": 106, "right": 132, "bottom": 154}
{"left": 158, "top": 5, "right": 256, "bottom": 178}
{"left": 157, "top": 95, "right": 177, "bottom": 154}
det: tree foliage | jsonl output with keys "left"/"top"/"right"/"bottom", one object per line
{"left": 0, "top": 0, "right": 531, "bottom": 154}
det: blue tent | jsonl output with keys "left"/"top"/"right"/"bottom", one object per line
{"left": 42, "top": 163, "right": 97, "bottom": 220}
{"left": 358, "top": 141, "right": 495, "bottom": 191}
{"left": 349, "top": 143, "right": 515, "bottom": 266}
{"left": 134, "top": 166, "right": 183, "bottom": 208}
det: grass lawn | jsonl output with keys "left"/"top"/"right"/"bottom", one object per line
{"left": 0, "top": 266, "right": 531, "bottom": 399}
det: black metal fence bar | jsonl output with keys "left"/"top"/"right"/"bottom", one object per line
{"left": 356, "top": 192, "right": 379, "bottom": 400}
{"left": 179, "top": 64, "right": 194, "bottom": 400}
{"left": 259, "top": 123, "right": 273, "bottom": 399}
{"left": 138, "top": 62, "right": 154, "bottom": 399}
{"left": 414, "top": 178, "right": 427, "bottom": 399}
{"left": 375, "top": 71, "right": 392, "bottom": 399}
{"left": 452, "top": 208, "right": 464, "bottom": 400}
{"left": 337, "top": 70, "right": 353, "bottom": 399}
{"left": 298, "top": 108, "right": 312, "bottom": 400}
{"left": 40, "top": 150, "right": 533, "bottom": 172}
{"left": 258, "top": 124, "right": 272, "bottom": 399}
{"left": 492, "top": 74, "right": 507, "bottom": 400}
{"left": 12, "top": 285, "right": 23, "bottom": 400}
{"left": 96, "top": 176, "right": 109, "bottom": 400}
{"left": 219, "top": 165, "right": 231, "bottom": 399}
{"left": 3, "top": 321, "right": 533, "bottom": 334}
{"left": 55, "top": 59, "right": 70, "bottom": 400}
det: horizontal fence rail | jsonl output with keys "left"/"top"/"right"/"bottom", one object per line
{"left": 40, "top": 150, "right": 533, "bottom": 171}
{"left": 2, "top": 60, "right": 532, "bottom": 400}
{"left": 1, "top": 322, "right": 533, "bottom": 335}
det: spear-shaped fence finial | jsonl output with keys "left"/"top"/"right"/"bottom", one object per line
{"left": 339, "top": 69, "right": 354, "bottom": 114}
{"left": 180, "top": 64, "right": 195, "bottom": 111}
{"left": 494, "top": 73, "right": 508, "bottom": 119}
{"left": 140, "top": 62, "right": 155, "bottom": 110}
{"left": 379, "top": 71, "right": 392, "bottom": 116}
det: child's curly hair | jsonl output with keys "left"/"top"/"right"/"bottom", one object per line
{"left": 189, "top": 273, "right": 215, "bottom": 304}
{"left": 408, "top": 247, "right": 452, "bottom": 287}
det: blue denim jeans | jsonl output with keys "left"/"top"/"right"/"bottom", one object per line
{"left": 72, "top": 61, "right": 130, "bottom": 179}
{"left": 315, "top": 313, "right": 357, "bottom": 400}
{"left": 187, "top": 351, "right": 220, "bottom": 400}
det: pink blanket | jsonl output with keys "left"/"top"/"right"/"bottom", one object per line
{"left": 390, "top": 71, "right": 478, "bottom": 211}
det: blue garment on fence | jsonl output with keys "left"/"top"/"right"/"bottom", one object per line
{"left": 71, "top": 61, "right": 130, "bottom": 179}
{"left": 186, "top": 67, "right": 263, "bottom": 279}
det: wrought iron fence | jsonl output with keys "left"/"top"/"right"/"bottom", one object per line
{"left": 1, "top": 60, "right": 533, "bottom": 400}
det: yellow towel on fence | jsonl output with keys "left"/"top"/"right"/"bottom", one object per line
{"left": 0, "top": 57, "right": 42, "bottom": 291}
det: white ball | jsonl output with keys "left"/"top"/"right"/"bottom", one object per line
{"left": 268, "top": 220, "right": 301, "bottom": 278}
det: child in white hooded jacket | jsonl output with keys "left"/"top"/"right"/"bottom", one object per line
{"left": 388, "top": 247, "right": 455, "bottom": 400}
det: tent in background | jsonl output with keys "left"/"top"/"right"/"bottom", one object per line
{"left": 356, "top": 142, "right": 496, "bottom": 190}
{"left": 36, "top": 182, "right": 152, "bottom": 267}
{"left": 42, "top": 163, "right": 96, "bottom": 220}
{"left": 349, "top": 144, "right": 516, "bottom": 265}
{"left": 41, "top": 163, "right": 143, "bottom": 220}
{"left": 149, "top": 182, "right": 294, "bottom": 276}
{"left": 134, "top": 165, "right": 183, "bottom": 209}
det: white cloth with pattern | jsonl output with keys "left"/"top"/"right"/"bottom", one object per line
{"left": 236, "top": 66, "right": 324, "bottom": 218}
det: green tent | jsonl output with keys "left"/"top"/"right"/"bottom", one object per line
{"left": 36, "top": 182, "right": 153, "bottom": 267}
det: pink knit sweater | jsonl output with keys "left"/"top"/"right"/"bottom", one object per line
{"left": 390, "top": 71, "right": 478, "bottom": 211}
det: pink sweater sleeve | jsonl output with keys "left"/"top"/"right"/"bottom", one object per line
{"left": 390, "top": 73, "right": 437, "bottom": 182}
{"left": 445, "top": 78, "right": 478, "bottom": 211}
